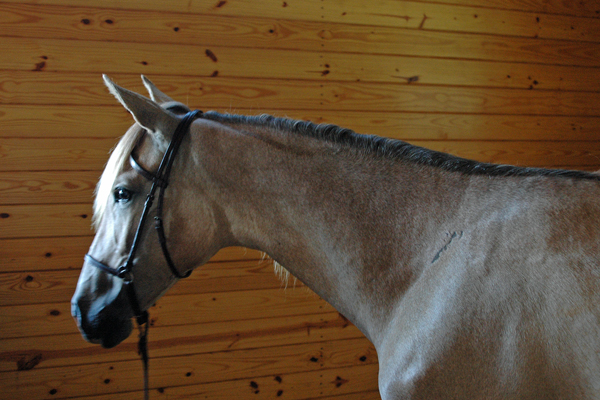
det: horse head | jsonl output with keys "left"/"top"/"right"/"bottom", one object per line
{"left": 71, "top": 76, "right": 225, "bottom": 348}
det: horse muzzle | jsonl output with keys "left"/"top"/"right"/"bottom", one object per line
{"left": 71, "top": 295, "right": 134, "bottom": 349}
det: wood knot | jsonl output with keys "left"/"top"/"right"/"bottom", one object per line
{"left": 205, "top": 49, "right": 218, "bottom": 62}
{"left": 17, "top": 353, "right": 42, "bottom": 371}
{"left": 332, "top": 376, "right": 349, "bottom": 387}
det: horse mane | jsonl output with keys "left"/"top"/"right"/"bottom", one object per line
{"left": 202, "top": 111, "right": 600, "bottom": 181}
{"left": 93, "top": 125, "right": 145, "bottom": 229}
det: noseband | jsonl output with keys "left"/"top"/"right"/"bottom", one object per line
{"left": 84, "top": 109, "right": 202, "bottom": 399}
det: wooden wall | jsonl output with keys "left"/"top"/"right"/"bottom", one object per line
{"left": 1, "top": 1, "right": 599, "bottom": 399}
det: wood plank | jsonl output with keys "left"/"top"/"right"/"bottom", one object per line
{"left": 0, "top": 288, "right": 337, "bottom": 339}
{"left": 2, "top": 0, "right": 598, "bottom": 41}
{"left": 0, "top": 203, "right": 93, "bottom": 239}
{"left": 167, "top": 0, "right": 600, "bottom": 43}
{"left": 55, "top": 389, "right": 381, "bottom": 400}
{"left": 0, "top": 312, "right": 364, "bottom": 372}
{"left": 0, "top": 235, "right": 261, "bottom": 273}
{"left": 414, "top": 0, "right": 600, "bottom": 18}
{"left": 0, "top": 137, "right": 114, "bottom": 172}
{"left": 311, "top": 81, "right": 600, "bottom": 116}
{"left": 314, "top": 24, "right": 600, "bottom": 65}
{"left": 3, "top": 72, "right": 600, "bottom": 116}
{"left": 0, "top": 236, "right": 93, "bottom": 272}
{"left": 0, "top": 260, "right": 293, "bottom": 306}
{"left": 2, "top": 3, "right": 600, "bottom": 66}
{"left": 0, "top": 345, "right": 378, "bottom": 399}
{"left": 0, "top": 269, "right": 79, "bottom": 307}
{"left": 4, "top": 105, "right": 600, "bottom": 142}
{"left": 0, "top": 71, "right": 121, "bottom": 105}
{"left": 0, "top": 104, "right": 131, "bottom": 138}
{"left": 66, "top": 365, "right": 380, "bottom": 400}
{"left": 318, "top": 391, "right": 381, "bottom": 400}
{"left": 0, "top": 170, "right": 99, "bottom": 205}
{"left": 3, "top": 37, "right": 600, "bottom": 90}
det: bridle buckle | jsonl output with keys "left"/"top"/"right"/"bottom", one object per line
{"left": 117, "top": 265, "right": 134, "bottom": 282}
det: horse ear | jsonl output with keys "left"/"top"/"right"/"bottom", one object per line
{"left": 103, "top": 75, "right": 178, "bottom": 143}
{"left": 141, "top": 75, "right": 175, "bottom": 104}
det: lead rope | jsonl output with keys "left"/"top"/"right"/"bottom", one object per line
{"left": 137, "top": 311, "right": 150, "bottom": 400}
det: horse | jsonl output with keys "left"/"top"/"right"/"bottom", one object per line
{"left": 72, "top": 75, "right": 600, "bottom": 399}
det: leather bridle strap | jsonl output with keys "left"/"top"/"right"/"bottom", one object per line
{"left": 129, "top": 110, "right": 203, "bottom": 279}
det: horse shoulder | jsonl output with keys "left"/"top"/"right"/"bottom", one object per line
{"left": 376, "top": 243, "right": 490, "bottom": 399}
{"left": 375, "top": 226, "right": 600, "bottom": 400}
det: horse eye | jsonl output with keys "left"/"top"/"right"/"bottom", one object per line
{"left": 114, "top": 187, "right": 133, "bottom": 203}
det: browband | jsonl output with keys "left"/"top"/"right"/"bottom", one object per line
{"left": 130, "top": 155, "right": 158, "bottom": 184}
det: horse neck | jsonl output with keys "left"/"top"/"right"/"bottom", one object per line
{"left": 195, "top": 120, "right": 465, "bottom": 344}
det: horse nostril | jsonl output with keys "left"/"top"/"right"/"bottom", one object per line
{"left": 71, "top": 302, "right": 80, "bottom": 319}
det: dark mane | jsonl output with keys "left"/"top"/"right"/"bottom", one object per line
{"left": 202, "top": 112, "right": 600, "bottom": 181}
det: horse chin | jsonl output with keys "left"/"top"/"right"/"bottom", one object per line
{"left": 99, "top": 318, "right": 133, "bottom": 348}
{"left": 77, "top": 311, "right": 133, "bottom": 349}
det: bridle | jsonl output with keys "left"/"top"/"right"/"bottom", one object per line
{"left": 84, "top": 109, "right": 202, "bottom": 400}
{"left": 85, "top": 109, "right": 201, "bottom": 314}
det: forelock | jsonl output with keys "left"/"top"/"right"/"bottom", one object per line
{"left": 92, "top": 125, "right": 145, "bottom": 229}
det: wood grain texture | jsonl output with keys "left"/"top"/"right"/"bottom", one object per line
{"left": 302, "top": 111, "right": 600, "bottom": 142}
{"left": 0, "top": 170, "right": 99, "bottom": 205}
{"left": 3, "top": 37, "right": 600, "bottom": 90}
{"left": 2, "top": 3, "right": 600, "bottom": 66}
{"left": 2, "top": 0, "right": 599, "bottom": 41}
{"left": 0, "top": 288, "right": 337, "bottom": 339}
{"left": 2, "top": 72, "right": 600, "bottom": 116}
{"left": 0, "top": 260, "right": 291, "bottom": 306}
{"left": 0, "top": 235, "right": 260, "bottom": 273}
{"left": 0, "top": 104, "right": 132, "bottom": 138}
{"left": 0, "top": 336, "right": 376, "bottom": 399}
{"left": 65, "top": 365, "right": 380, "bottom": 400}
{"left": 413, "top": 0, "right": 600, "bottom": 18}
{"left": 0, "top": 203, "right": 93, "bottom": 239}
{"left": 0, "top": 312, "right": 364, "bottom": 371}
{"left": 0, "top": 236, "right": 93, "bottom": 272}
{"left": 0, "top": 137, "right": 114, "bottom": 172}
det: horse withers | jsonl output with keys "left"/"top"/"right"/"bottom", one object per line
{"left": 72, "top": 75, "right": 600, "bottom": 399}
